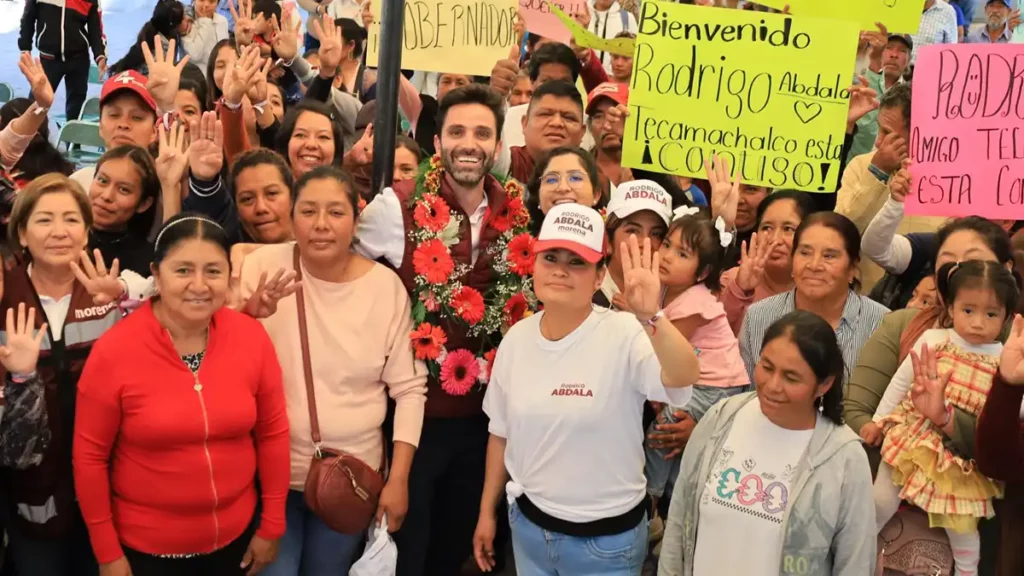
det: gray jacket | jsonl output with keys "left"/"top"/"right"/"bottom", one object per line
{"left": 658, "top": 393, "right": 876, "bottom": 576}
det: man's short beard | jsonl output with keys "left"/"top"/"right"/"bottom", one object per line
{"left": 441, "top": 148, "right": 495, "bottom": 188}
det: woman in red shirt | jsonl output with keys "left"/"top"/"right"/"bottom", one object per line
{"left": 73, "top": 213, "right": 291, "bottom": 576}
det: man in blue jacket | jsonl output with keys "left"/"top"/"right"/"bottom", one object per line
{"left": 18, "top": 0, "right": 107, "bottom": 122}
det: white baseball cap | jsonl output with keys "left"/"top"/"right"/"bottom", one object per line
{"left": 606, "top": 179, "right": 672, "bottom": 226}
{"left": 535, "top": 204, "right": 606, "bottom": 264}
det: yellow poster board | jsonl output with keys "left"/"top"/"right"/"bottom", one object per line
{"left": 622, "top": 1, "right": 858, "bottom": 192}
{"left": 756, "top": 0, "right": 922, "bottom": 34}
{"left": 365, "top": 0, "right": 518, "bottom": 76}
{"left": 549, "top": 4, "right": 635, "bottom": 56}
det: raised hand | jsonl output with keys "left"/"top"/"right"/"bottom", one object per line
{"left": 142, "top": 38, "right": 189, "bottom": 112}
{"left": 0, "top": 303, "right": 47, "bottom": 376}
{"left": 909, "top": 343, "right": 952, "bottom": 427}
{"left": 567, "top": 4, "right": 592, "bottom": 58}
{"left": 1000, "top": 315, "right": 1024, "bottom": 385}
{"left": 19, "top": 53, "right": 53, "bottom": 109}
{"left": 349, "top": 123, "right": 374, "bottom": 165}
{"left": 70, "top": 250, "right": 125, "bottom": 306}
{"left": 1010, "top": 9, "right": 1022, "bottom": 32}
{"left": 866, "top": 22, "right": 888, "bottom": 56}
{"left": 230, "top": 0, "right": 256, "bottom": 46}
{"left": 734, "top": 231, "right": 775, "bottom": 293}
{"left": 361, "top": 0, "right": 374, "bottom": 29}
{"left": 706, "top": 154, "right": 740, "bottom": 229}
{"left": 847, "top": 75, "right": 879, "bottom": 131}
{"left": 187, "top": 112, "right": 225, "bottom": 181}
{"left": 889, "top": 159, "right": 911, "bottom": 203}
{"left": 513, "top": 8, "right": 525, "bottom": 45}
{"left": 155, "top": 121, "right": 190, "bottom": 188}
{"left": 871, "top": 131, "right": 908, "bottom": 175}
{"left": 605, "top": 103, "right": 629, "bottom": 136}
{"left": 242, "top": 269, "right": 300, "bottom": 319}
{"left": 313, "top": 16, "right": 344, "bottom": 79}
{"left": 247, "top": 55, "right": 273, "bottom": 104}
{"left": 222, "top": 45, "right": 262, "bottom": 106}
{"left": 489, "top": 45, "right": 521, "bottom": 97}
{"left": 270, "top": 8, "right": 301, "bottom": 62}
{"left": 621, "top": 235, "right": 661, "bottom": 323}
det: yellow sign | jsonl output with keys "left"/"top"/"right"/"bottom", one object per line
{"left": 622, "top": 1, "right": 858, "bottom": 193}
{"left": 757, "top": 0, "right": 922, "bottom": 34}
{"left": 365, "top": 0, "right": 518, "bottom": 76}
{"left": 549, "top": 4, "right": 635, "bottom": 57}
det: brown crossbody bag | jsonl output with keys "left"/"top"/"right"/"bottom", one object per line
{"left": 292, "top": 246, "right": 385, "bottom": 534}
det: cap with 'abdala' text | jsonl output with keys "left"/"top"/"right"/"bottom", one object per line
{"left": 535, "top": 204, "right": 606, "bottom": 264}
{"left": 607, "top": 179, "right": 672, "bottom": 226}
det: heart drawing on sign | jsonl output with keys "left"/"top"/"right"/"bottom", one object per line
{"left": 794, "top": 101, "right": 823, "bottom": 124}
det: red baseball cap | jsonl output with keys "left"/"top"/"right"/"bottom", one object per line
{"left": 586, "top": 82, "right": 628, "bottom": 115}
{"left": 100, "top": 71, "right": 157, "bottom": 112}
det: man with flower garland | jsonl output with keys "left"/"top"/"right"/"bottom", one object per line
{"left": 356, "top": 83, "right": 534, "bottom": 576}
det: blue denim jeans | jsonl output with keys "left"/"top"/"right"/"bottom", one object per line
{"left": 260, "top": 490, "right": 363, "bottom": 576}
{"left": 508, "top": 501, "right": 648, "bottom": 576}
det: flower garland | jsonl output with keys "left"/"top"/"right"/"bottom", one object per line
{"left": 407, "top": 155, "right": 536, "bottom": 395}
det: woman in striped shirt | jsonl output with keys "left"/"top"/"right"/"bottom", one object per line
{"left": 738, "top": 212, "right": 889, "bottom": 383}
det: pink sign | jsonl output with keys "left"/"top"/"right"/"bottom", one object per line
{"left": 908, "top": 44, "right": 1024, "bottom": 219}
{"left": 519, "top": 0, "right": 587, "bottom": 45}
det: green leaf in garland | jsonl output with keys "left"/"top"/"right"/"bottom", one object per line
{"left": 412, "top": 301, "right": 426, "bottom": 325}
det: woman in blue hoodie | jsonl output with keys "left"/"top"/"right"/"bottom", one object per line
{"left": 659, "top": 310, "right": 875, "bottom": 576}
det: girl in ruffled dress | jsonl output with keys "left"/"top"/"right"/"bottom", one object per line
{"left": 865, "top": 260, "right": 1019, "bottom": 576}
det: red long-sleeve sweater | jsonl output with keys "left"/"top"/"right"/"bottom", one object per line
{"left": 73, "top": 302, "right": 290, "bottom": 564}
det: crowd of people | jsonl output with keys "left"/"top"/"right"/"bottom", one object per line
{"left": 0, "top": 0, "right": 1021, "bottom": 575}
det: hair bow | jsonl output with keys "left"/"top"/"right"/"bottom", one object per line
{"left": 715, "top": 217, "right": 734, "bottom": 248}
{"left": 672, "top": 205, "right": 700, "bottom": 221}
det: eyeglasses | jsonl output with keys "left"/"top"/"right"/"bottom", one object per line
{"left": 540, "top": 171, "right": 588, "bottom": 189}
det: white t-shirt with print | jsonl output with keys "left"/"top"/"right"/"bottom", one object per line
{"left": 693, "top": 398, "right": 814, "bottom": 576}
{"left": 483, "top": 307, "right": 691, "bottom": 523}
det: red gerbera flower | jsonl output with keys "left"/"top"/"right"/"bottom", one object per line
{"left": 506, "top": 233, "right": 535, "bottom": 276}
{"left": 413, "top": 239, "right": 455, "bottom": 284}
{"left": 503, "top": 293, "right": 529, "bottom": 328}
{"left": 409, "top": 323, "right": 447, "bottom": 360}
{"left": 482, "top": 348, "right": 497, "bottom": 382}
{"left": 413, "top": 194, "right": 451, "bottom": 232}
{"left": 486, "top": 202, "right": 511, "bottom": 233}
{"left": 508, "top": 197, "right": 529, "bottom": 228}
{"left": 451, "top": 286, "right": 485, "bottom": 325}
{"left": 440, "top": 349, "right": 481, "bottom": 396}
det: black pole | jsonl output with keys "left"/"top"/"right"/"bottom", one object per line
{"left": 371, "top": 0, "right": 405, "bottom": 195}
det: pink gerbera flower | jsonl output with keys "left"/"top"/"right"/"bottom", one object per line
{"left": 440, "top": 349, "right": 481, "bottom": 396}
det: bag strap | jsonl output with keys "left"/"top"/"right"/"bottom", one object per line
{"left": 619, "top": 8, "right": 630, "bottom": 32}
{"left": 292, "top": 244, "right": 323, "bottom": 447}
{"left": 291, "top": 244, "right": 389, "bottom": 471}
